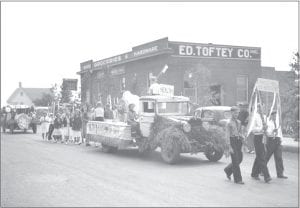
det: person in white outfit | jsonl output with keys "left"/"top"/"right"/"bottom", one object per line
{"left": 40, "top": 112, "right": 50, "bottom": 140}
{"left": 94, "top": 102, "right": 104, "bottom": 121}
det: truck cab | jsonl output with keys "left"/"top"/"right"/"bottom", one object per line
{"left": 139, "top": 95, "right": 190, "bottom": 137}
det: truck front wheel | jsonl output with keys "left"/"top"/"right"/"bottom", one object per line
{"left": 161, "top": 140, "right": 180, "bottom": 164}
{"left": 205, "top": 146, "right": 224, "bottom": 162}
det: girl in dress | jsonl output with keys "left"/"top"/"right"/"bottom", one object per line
{"left": 40, "top": 112, "right": 50, "bottom": 140}
{"left": 52, "top": 113, "right": 63, "bottom": 143}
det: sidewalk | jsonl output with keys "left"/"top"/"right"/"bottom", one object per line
{"left": 282, "top": 137, "right": 299, "bottom": 153}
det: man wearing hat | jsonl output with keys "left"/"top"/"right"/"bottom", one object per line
{"left": 224, "top": 106, "right": 245, "bottom": 184}
{"left": 265, "top": 110, "right": 288, "bottom": 179}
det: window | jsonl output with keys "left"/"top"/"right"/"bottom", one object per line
{"left": 142, "top": 101, "right": 155, "bottom": 113}
{"left": 236, "top": 75, "right": 248, "bottom": 103}
{"left": 20, "top": 92, "right": 23, "bottom": 96}
{"left": 157, "top": 102, "right": 189, "bottom": 115}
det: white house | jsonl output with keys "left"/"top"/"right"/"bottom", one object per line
{"left": 7, "top": 82, "right": 52, "bottom": 107}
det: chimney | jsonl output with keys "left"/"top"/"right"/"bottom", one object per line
{"left": 19, "top": 82, "right": 22, "bottom": 88}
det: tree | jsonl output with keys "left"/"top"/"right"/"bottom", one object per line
{"left": 281, "top": 52, "right": 299, "bottom": 139}
{"left": 60, "top": 83, "right": 72, "bottom": 104}
{"left": 33, "top": 93, "right": 54, "bottom": 107}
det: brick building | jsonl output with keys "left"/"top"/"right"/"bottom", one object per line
{"left": 78, "top": 37, "right": 268, "bottom": 107}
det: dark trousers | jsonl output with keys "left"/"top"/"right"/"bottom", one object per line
{"left": 47, "top": 124, "right": 54, "bottom": 140}
{"left": 224, "top": 137, "right": 243, "bottom": 182}
{"left": 266, "top": 137, "right": 284, "bottom": 177}
{"left": 251, "top": 134, "right": 270, "bottom": 180}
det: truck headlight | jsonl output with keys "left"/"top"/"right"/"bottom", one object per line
{"left": 182, "top": 122, "right": 191, "bottom": 133}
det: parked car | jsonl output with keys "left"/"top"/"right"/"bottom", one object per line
{"left": 194, "top": 106, "right": 232, "bottom": 126}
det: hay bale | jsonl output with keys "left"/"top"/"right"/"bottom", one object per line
{"left": 139, "top": 115, "right": 229, "bottom": 153}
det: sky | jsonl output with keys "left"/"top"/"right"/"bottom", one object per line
{"left": 1, "top": 2, "right": 298, "bottom": 106}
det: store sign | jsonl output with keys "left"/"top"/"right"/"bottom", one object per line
{"left": 158, "top": 84, "right": 174, "bottom": 97}
{"left": 133, "top": 46, "right": 158, "bottom": 57}
{"left": 169, "top": 43, "right": 261, "bottom": 60}
{"left": 62, "top": 79, "right": 78, "bottom": 91}
{"left": 80, "top": 60, "right": 93, "bottom": 71}
{"left": 111, "top": 66, "right": 125, "bottom": 76}
{"left": 93, "top": 38, "right": 169, "bottom": 69}
{"left": 151, "top": 83, "right": 174, "bottom": 97}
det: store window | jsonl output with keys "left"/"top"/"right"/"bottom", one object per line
{"left": 236, "top": 75, "right": 248, "bottom": 103}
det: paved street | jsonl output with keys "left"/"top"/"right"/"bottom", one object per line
{"left": 1, "top": 131, "right": 299, "bottom": 207}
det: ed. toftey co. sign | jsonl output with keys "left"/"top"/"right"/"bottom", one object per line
{"left": 170, "top": 43, "right": 261, "bottom": 60}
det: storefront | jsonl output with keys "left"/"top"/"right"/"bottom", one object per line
{"left": 78, "top": 37, "right": 263, "bottom": 107}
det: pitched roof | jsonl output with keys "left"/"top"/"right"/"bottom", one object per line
{"left": 22, "top": 88, "right": 52, "bottom": 101}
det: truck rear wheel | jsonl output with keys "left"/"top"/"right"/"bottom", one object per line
{"left": 205, "top": 146, "right": 224, "bottom": 162}
{"left": 161, "top": 140, "right": 180, "bottom": 164}
{"left": 101, "top": 144, "right": 118, "bottom": 153}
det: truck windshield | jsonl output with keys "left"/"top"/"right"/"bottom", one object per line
{"left": 157, "top": 102, "right": 189, "bottom": 115}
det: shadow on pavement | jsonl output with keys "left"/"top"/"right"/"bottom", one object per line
{"left": 84, "top": 146, "right": 226, "bottom": 167}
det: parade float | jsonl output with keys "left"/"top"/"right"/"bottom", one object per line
{"left": 86, "top": 83, "right": 228, "bottom": 164}
{"left": 3, "top": 105, "right": 38, "bottom": 134}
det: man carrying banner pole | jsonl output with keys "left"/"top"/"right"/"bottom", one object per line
{"left": 250, "top": 98, "right": 271, "bottom": 183}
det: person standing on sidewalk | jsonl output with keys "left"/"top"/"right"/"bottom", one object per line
{"left": 265, "top": 111, "right": 288, "bottom": 179}
{"left": 224, "top": 106, "right": 245, "bottom": 185}
{"left": 250, "top": 104, "right": 272, "bottom": 183}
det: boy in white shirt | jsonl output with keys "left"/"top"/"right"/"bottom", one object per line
{"left": 250, "top": 104, "right": 271, "bottom": 183}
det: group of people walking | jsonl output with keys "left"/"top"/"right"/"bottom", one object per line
{"left": 224, "top": 105, "right": 288, "bottom": 185}
{"left": 39, "top": 110, "right": 83, "bottom": 144}
{"left": 39, "top": 100, "right": 139, "bottom": 145}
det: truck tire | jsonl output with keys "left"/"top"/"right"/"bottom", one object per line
{"left": 101, "top": 144, "right": 118, "bottom": 153}
{"left": 205, "top": 146, "right": 224, "bottom": 162}
{"left": 161, "top": 139, "right": 180, "bottom": 164}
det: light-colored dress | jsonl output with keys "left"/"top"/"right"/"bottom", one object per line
{"left": 40, "top": 116, "right": 50, "bottom": 134}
